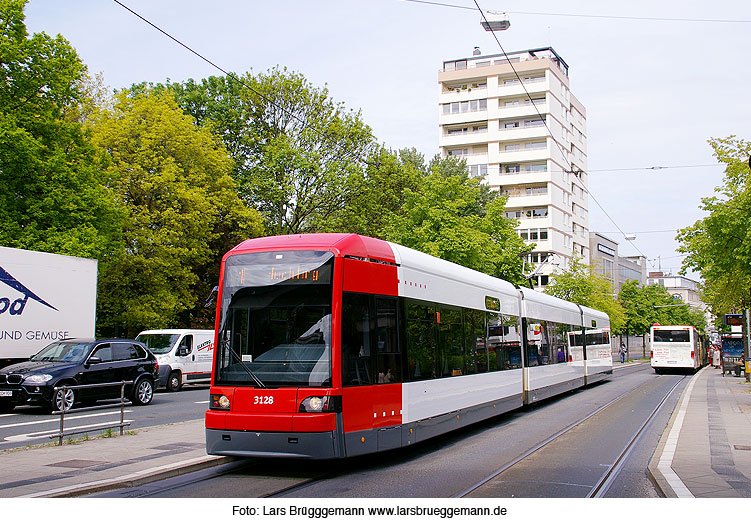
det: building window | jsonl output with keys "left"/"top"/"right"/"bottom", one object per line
{"left": 447, "top": 148, "right": 469, "bottom": 157}
{"left": 469, "top": 164, "right": 488, "bottom": 177}
{"left": 526, "top": 163, "right": 548, "bottom": 172}
{"left": 525, "top": 141, "right": 547, "bottom": 150}
{"left": 524, "top": 75, "right": 545, "bottom": 83}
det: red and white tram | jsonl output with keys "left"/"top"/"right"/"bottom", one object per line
{"left": 206, "top": 234, "right": 611, "bottom": 459}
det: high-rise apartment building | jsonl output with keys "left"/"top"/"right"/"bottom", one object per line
{"left": 438, "top": 47, "right": 589, "bottom": 286}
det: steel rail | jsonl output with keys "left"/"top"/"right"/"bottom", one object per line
{"left": 455, "top": 364, "right": 677, "bottom": 498}
{"left": 586, "top": 376, "right": 685, "bottom": 497}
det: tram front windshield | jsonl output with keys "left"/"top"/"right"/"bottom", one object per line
{"left": 215, "top": 251, "right": 334, "bottom": 388}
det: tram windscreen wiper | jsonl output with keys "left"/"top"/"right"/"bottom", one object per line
{"left": 223, "top": 334, "right": 266, "bottom": 389}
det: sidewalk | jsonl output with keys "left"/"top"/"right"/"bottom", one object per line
{"left": 1, "top": 363, "right": 749, "bottom": 498}
{"left": 0, "top": 418, "right": 230, "bottom": 498}
{"left": 649, "top": 365, "right": 751, "bottom": 497}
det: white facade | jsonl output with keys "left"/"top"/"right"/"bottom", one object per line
{"left": 438, "top": 47, "right": 589, "bottom": 287}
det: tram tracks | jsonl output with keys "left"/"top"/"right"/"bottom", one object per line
{"left": 456, "top": 368, "right": 685, "bottom": 498}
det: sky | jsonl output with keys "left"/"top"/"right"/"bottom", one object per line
{"left": 23, "top": 0, "right": 751, "bottom": 282}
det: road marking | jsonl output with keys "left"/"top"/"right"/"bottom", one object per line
{"left": 657, "top": 372, "right": 699, "bottom": 498}
{"left": 0, "top": 410, "right": 132, "bottom": 430}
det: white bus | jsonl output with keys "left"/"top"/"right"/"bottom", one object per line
{"left": 650, "top": 325, "right": 703, "bottom": 373}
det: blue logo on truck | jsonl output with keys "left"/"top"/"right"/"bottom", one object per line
{"left": 0, "top": 265, "right": 58, "bottom": 315}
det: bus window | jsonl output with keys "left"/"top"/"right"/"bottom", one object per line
{"left": 653, "top": 329, "right": 690, "bottom": 342}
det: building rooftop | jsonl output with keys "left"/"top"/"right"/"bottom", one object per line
{"left": 442, "top": 47, "right": 569, "bottom": 77}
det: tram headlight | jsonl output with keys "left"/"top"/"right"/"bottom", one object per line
{"left": 299, "top": 395, "right": 341, "bottom": 413}
{"left": 210, "top": 394, "right": 231, "bottom": 410}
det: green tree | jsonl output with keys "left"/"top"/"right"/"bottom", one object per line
{"left": 382, "top": 157, "right": 532, "bottom": 285}
{"left": 319, "top": 147, "right": 424, "bottom": 237}
{"left": 166, "top": 68, "right": 376, "bottom": 235}
{"left": 90, "top": 89, "right": 263, "bottom": 335}
{"left": 0, "top": 0, "right": 122, "bottom": 258}
{"left": 618, "top": 280, "right": 707, "bottom": 335}
{"left": 677, "top": 136, "right": 751, "bottom": 316}
{"left": 544, "top": 257, "right": 626, "bottom": 332}
{"left": 617, "top": 280, "right": 655, "bottom": 336}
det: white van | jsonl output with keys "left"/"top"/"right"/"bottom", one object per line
{"left": 135, "top": 329, "right": 215, "bottom": 391}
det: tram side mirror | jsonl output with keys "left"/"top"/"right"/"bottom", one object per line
{"left": 204, "top": 285, "right": 218, "bottom": 308}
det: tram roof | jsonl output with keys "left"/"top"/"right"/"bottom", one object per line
{"left": 229, "top": 233, "right": 397, "bottom": 264}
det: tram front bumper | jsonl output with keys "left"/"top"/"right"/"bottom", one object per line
{"left": 205, "top": 428, "right": 339, "bottom": 459}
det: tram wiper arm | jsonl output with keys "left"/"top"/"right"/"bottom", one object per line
{"left": 224, "top": 338, "right": 266, "bottom": 389}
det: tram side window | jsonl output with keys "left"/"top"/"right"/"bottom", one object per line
{"left": 497, "top": 314, "right": 522, "bottom": 370}
{"left": 526, "top": 319, "right": 543, "bottom": 366}
{"left": 548, "top": 322, "right": 571, "bottom": 364}
{"left": 376, "top": 297, "right": 401, "bottom": 384}
{"left": 527, "top": 319, "right": 572, "bottom": 365}
{"left": 406, "top": 301, "right": 436, "bottom": 380}
{"left": 464, "top": 309, "right": 487, "bottom": 374}
{"left": 341, "top": 293, "right": 374, "bottom": 385}
{"left": 438, "top": 306, "right": 464, "bottom": 376}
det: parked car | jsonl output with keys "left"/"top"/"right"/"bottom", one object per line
{"left": 0, "top": 338, "right": 158, "bottom": 413}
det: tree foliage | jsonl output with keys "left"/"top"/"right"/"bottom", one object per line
{"left": 165, "top": 68, "right": 376, "bottom": 235}
{"left": 319, "top": 147, "right": 424, "bottom": 237}
{"left": 0, "top": 0, "right": 122, "bottom": 258}
{"left": 544, "top": 257, "right": 626, "bottom": 332}
{"left": 618, "top": 280, "right": 707, "bottom": 335}
{"left": 382, "top": 157, "right": 532, "bottom": 285}
{"left": 677, "top": 136, "right": 751, "bottom": 315}
{"left": 90, "top": 89, "right": 263, "bottom": 334}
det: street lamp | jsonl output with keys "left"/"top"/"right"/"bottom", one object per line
{"left": 481, "top": 11, "right": 510, "bottom": 32}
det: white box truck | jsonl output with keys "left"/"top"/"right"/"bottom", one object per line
{"left": 0, "top": 246, "right": 97, "bottom": 367}
{"left": 135, "top": 329, "right": 214, "bottom": 391}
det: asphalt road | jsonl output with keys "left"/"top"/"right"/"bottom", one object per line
{"left": 0, "top": 384, "right": 210, "bottom": 450}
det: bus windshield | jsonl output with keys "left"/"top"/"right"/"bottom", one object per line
{"left": 215, "top": 251, "right": 334, "bottom": 388}
{"left": 653, "top": 329, "right": 691, "bottom": 342}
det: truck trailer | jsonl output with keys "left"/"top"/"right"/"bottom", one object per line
{"left": 0, "top": 246, "right": 97, "bottom": 367}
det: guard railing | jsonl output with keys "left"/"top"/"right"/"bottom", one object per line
{"left": 50, "top": 381, "right": 133, "bottom": 446}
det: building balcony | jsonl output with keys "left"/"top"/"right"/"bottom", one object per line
{"left": 494, "top": 126, "right": 549, "bottom": 143}
{"left": 438, "top": 111, "right": 489, "bottom": 127}
{"left": 494, "top": 150, "right": 548, "bottom": 164}
{"left": 505, "top": 193, "right": 552, "bottom": 209}
{"left": 496, "top": 81, "right": 547, "bottom": 98}
{"left": 439, "top": 87, "right": 489, "bottom": 102}
{"left": 493, "top": 170, "right": 552, "bottom": 186}
{"left": 495, "top": 103, "right": 548, "bottom": 120}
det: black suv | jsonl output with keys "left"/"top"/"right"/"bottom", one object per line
{"left": 0, "top": 338, "right": 158, "bottom": 413}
